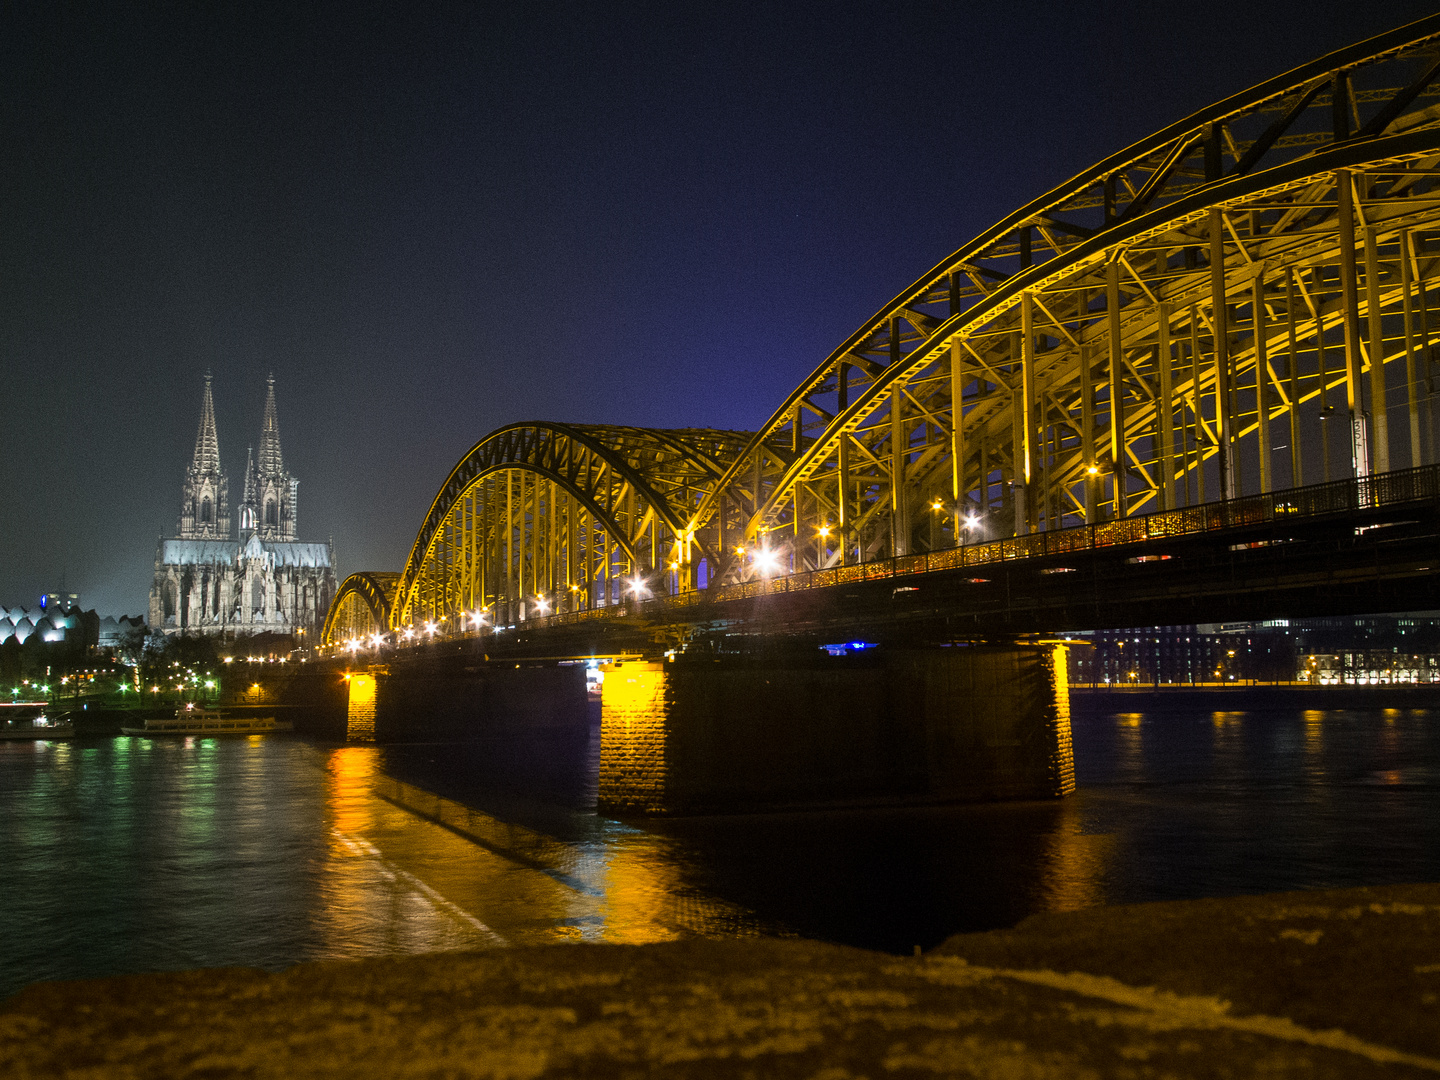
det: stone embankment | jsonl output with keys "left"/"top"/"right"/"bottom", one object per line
{"left": 4, "top": 881, "right": 1438, "bottom": 1077}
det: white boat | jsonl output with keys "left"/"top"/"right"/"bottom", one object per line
{"left": 120, "top": 705, "right": 291, "bottom": 736}
{"left": 0, "top": 713, "right": 75, "bottom": 740}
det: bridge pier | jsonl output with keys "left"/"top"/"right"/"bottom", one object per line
{"left": 598, "top": 644, "right": 1074, "bottom": 815}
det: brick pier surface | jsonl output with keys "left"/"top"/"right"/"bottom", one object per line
{"left": 6, "top": 881, "right": 1439, "bottom": 1078}
{"left": 599, "top": 644, "right": 1074, "bottom": 815}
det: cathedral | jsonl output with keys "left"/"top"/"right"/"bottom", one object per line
{"left": 149, "top": 375, "right": 337, "bottom": 641}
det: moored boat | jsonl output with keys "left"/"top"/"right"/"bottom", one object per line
{"left": 0, "top": 712, "right": 75, "bottom": 740}
{"left": 120, "top": 704, "right": 291, "bottom": 736}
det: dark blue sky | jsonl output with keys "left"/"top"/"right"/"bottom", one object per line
{"left": 2, "top": 1, "right": 1434, "bottom": 616}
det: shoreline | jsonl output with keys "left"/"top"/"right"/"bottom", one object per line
{"left": 5, "top": 880, "right": 1438, "bottom": 1076}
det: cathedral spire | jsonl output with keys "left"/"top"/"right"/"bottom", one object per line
{"left": 246, "top": 375, "right": 297, "bottom": 541}
{"left": 257, "top": 373, "right": 284, "bottom": 478}
{"left": 178, "top": 372, "right": 230, "bottom": 540}
{"left": 242, "top": 444, "right": 255, "bottom": 501}
{"left": 192, "top": 372, "right": 220, "bottom": 474}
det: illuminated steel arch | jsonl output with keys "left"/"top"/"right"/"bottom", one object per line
{"left": 388, "top": 422, "right": 753, "bottom": 632}
{"left": 692, "top": 15, "right": 1440, "bottom": 584}
{"left": 326, "top": 18, "right": 1440, "bottom": 642}
{"left": 322, "top": 571, "right": 399, "bottom": 645}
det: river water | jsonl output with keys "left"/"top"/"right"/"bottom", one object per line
{"left": 3, "top": 696, "right": 1439, "bottom": 1000}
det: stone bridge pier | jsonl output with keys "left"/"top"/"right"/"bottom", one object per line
{"left": 283, "top": 642, "right": 1073, "bottom": 815}
{"left": 597, "top": 643, "right": 1074, "bottom": 815}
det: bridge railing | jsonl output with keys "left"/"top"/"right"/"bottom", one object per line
{"left": 500, "top": 462, "right": 1440, "bottom": 634}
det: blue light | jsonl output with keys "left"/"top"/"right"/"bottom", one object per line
{"left": 821, "top": 641, "right": 878, "bottom": 656}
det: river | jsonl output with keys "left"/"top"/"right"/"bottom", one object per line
{"left": 3, "top": 694, "right": 1438, "bottom": 1000}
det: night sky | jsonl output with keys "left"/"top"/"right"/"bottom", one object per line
{"left": 3, "top": 1, "right": 1435, "bottom": 617}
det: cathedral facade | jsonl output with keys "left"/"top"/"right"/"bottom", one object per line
{"left": 149, "top": 375, "right": 337, "bottom": 641}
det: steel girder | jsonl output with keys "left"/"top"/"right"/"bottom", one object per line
{"left": 690, "top": 14, "right": 1440, "bottom": 586}
{"left": 389, "top": 422, "right": 752, "bottom": 631}
{"left": 325, "top": 17, "right": 1440, "bottom": 643}
{"left": 322, "top": 571, "right": 399, "bottom": 646}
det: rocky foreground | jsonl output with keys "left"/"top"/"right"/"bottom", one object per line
{"left": 4, "top": 882, "right": 1439, "bottom": 1077}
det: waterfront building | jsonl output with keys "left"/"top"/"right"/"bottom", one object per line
{"left": 148, "top": 375, "right": 336, "bottom": 640}
{"left": 1068, "top": 616, "right": 1440, "bottom": 686}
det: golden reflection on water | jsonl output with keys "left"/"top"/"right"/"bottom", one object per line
{"left": 312, "top": 745, "right": 760, "bottom": 956}
{"left": 1038, "top": 801, "right": 1111, "bottom": 912}
{"left": 595, "top": 842, "right": 686, "bottom": 944}
{"left": 1113, "top": 712, "right": 1143, "bottom": 777}
{"left": 327, "top": 745, "right": 379, "bottom": 837}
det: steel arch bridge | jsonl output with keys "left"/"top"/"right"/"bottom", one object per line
{"left": 324, "top": 16, "right": 1440, "bottom": 649}
{"left": 327, "top": 423, "right": 758, "bottom": 644}
{"left": 321, "top": 571, "right": 399, "bottom": 645}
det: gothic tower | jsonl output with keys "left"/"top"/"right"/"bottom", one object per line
{"left": 177, "top": 374, "right": 230, "bottom": 540}
{"left": 240, "top": 374, "right": 298, "bottom": 542}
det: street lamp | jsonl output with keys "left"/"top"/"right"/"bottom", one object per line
{"left": 753, "top": 547, "right": 781, "bottom": 577}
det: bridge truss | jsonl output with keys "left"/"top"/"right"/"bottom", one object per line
{"left": 323, "top": 16, "right": 1440, "bottom": 648}
{"left": 380, "top": 424, "right": 753, "bottom": 634}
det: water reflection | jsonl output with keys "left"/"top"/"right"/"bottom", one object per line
{"left": 4, "top": 699, "right": 1440, "bottom": 999}
{"left": 1038, "top": 801, "right": 1112, "bottom": 912}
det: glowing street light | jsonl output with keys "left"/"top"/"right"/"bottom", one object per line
{"left": 627, "top": 576, "right": 649, "bottom": 599}
{"left": 753, "top": 548, "right": 781, "bottom": 576}
{"left": 532, "top": 598, "right": 550, "bottom": 616}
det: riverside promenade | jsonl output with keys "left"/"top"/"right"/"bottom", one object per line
{"left": 4, "top": 881, "right": 1438, "bottom": 1077}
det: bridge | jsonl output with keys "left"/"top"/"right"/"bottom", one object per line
{"left": 307, "top": 19, "right": 1440, "bottom": 813}
{"left": 325, "top": 18, "right": 1440, "bottom": 652}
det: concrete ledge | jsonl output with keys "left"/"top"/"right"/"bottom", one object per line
{"left": 4, "top": 883, "right": 1439, "bottom": 1077}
